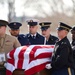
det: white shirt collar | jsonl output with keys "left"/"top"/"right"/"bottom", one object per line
{"left": 31, "top": 33, "right": 37, "bottom": 37}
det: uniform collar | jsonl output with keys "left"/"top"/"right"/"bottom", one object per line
{"left": 49, "top": 35, "right": 53, "bottom": 40}
{"left": 57, "top": 36, "right": 67, "bottom": 44}
{"left": 31, "top": 33, "right": 37, "bottom": 37}
{"left": 48, "top": 34, "right": 53, "bottom": 40}
{"left": 28, "top": 32, "right": 39, "bottom": 38}
{"left": 18, "top": 34, "right": 26, "bottom": 39}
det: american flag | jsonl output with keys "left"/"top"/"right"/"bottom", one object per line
{"left": 5, "top": 45, "right": 54, "bottom": 75}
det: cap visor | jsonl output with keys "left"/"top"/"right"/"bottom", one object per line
{"left": 56, "top": 27, "right": 65, "bottom": 31}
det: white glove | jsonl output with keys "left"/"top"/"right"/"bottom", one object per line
{"left": 4, "top": 63, "right": 7, "bottom": 67}
{"left": 45, "top": 64, "right": 52, "bottom": 69}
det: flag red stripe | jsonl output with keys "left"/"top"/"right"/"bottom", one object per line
{"left": 25, "top": 62, "right": 50, "bottom": 75}
{"left": 17, "top": 46, "right": 29, "bottom": 69}
{"left": 29, "top": 46, "right": 42, "bottom": 62}
{"left": 9, "top": 49, "right": 16, "bottom": 59}
{"left": 7, "top": 59, "right": 14, "bottom": 66}
{"left": 6, "top": 69, "right": 12, "bottom": 75}
{"left": 29, "top": 45, "right": 54, "bottom": 62}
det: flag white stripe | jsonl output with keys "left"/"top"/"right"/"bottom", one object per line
{"left": 7, "top": 52, "right": 11, "bottom": 59}
{"left": 6, "top": 62, "right": 15, "bottom": 72}
{"left": 34, "top": 48, "right": 54, "bottom": 57}
{"left": 25, "top": 58, "right": 51, "bottom": 70}
{"left": 22, "top": 45, "right": 35, "bottom": 69}
{"left": 15, "top": 59, "right": 18, "bottom": 68}
{"left": 14, "top": 46, "right": 23, "bottom": 59}
{"left": 14, "top": 46, "right": 23, "bottom": 68}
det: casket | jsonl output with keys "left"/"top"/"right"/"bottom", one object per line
{"left": 12, "top": 68, "right": 52, "bottom": 75}
{"left": 5, "top": 45, "right": 54, "bottom": 75}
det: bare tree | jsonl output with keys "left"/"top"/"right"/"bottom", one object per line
{"left": 23, "top": 0, "right": 65, "bottom": 17}
{"left": 72, "top": 0, "right": 75, "bottom": 21}
{"left": 7, "top": 0, "right": 16, "bottom": 22}
{"left": 0, "top": 0, "right": 16, "bottom": 22}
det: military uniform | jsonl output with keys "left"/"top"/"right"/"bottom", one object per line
{"left": 51, "top": 22, "right": 74, "bottom": 75}
{"left": 71, "top": 26, "right": 75, "bottom": 75}
{"left": 71, "top": 26, "right": 75, "bottom": 62}
{"left": 25, "top": 33, "right": 46, "bottom": 45}
{"left": 17, "top": 34, "right": 30, "bottom": 45}
{"left": 39, "top": 22, "right": 58, "bottom": 45}
{"left": 3, "top": 34, "right": 20, "bottom": 57}
{"left": 0, "top": 20, "right": 21, "bottom": 75}
{"left": 47, "top": 35, "right": 58, "bottom": 45}
{"left": 0, "top": 34, "right": 20, "bottom": 75}
{"left": 8, "top": 22, "right": 29, "bottom": 46}
{"left": 25, "top": 19, "right": 47, "bottom": 45}
{"left": 71, "top": 40, "right": 75, "bottom": 74}
{"left": 71, "top": 41, "right": 75, "bottom": 64}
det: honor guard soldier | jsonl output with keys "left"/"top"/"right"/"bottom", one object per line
{"left": 39, "top": 22, "right": 58, "bottom": 45}
{"left": 0, "top": 20, "right": 21, "bottom": 75}
{"left": 25, "top": 19, "right": 47, "bottom": 45}
{"left": 8, "top": 22, "right": 29, "bottom": 46}
{"left": 50, "top": 22, "right": 74, "bottom": 75}
{"left": 71, "top": 26, "right": 75, "bottom": 75}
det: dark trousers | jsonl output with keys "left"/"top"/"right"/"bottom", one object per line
{"left": 74, "top": 69, "right": 75, "bottom": 75}
{"left": 0, "top": 68, "right": 6, "bottom": 75}
{"left": 52, "top": 68, "right": 74, "bottom": 75}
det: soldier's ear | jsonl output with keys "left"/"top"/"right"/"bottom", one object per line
{"left": 18, "top": 29, "right": 20, "bottom": 32}
{"left": 65, "top": 30, "right": 68, "bottom": 33}
{"left": 49, "top": 28, "right": 51, "bottom": 31}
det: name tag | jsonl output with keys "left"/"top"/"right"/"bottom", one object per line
{"left": 0, "top": 53, "right": 6, "bottom": 62}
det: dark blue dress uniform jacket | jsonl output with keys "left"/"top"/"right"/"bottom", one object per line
{"left": 71, "top": 40, "right": 75, "bottom": 64}
{"left": 51, "top": 37, "right": 74, "bottom": 75}
{"left": 47, "top": 35, "right": 58, "bottom": 45}
{"left": 25, "top": 33, "right": 46, "bottom": 45}
{"left": 71, "top": 40, "right": 75, "bottom": 75}
{"left": 18, "top": 34, "right": 29, "bottom": 46}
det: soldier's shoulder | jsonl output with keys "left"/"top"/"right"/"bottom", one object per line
{"left": 61, "top": 41, "right": 67, "bottom": 45}
{"left": 20, "top": 34, "right": 30, "bottom": 39}
{"left": 51, "top": 35, "right": 58, "bottom": 40}
{"left": 18, "top": 34, "right": 26, "bottom": 38}
{"left": 24, "top": 34, "right": 29, "bottom": 37}
{"left": 37, "top": 33, "right": 45, "bottom": 39}
{"left": 60, "top": 40, "right": 70, "bottom": 47}
{"left": 6, "top": 34, "right": 17, "bottom": 40}
{"left": 19, "top": 34, "right": 25, "bottom": 36}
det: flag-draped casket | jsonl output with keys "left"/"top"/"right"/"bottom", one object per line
{"left": 5, "top": 45, "right": 54, "bottom": 75}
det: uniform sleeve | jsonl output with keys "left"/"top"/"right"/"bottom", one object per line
{"left": 71, "top": 44, "right": 75, "bottom": 62}
{"left": 13, "top": 37, "right": 21, "bottom": 48}
{"left": 51, "top": 44, "right": 69, "bottom": 69}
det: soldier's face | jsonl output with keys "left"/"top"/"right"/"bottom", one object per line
{"left": 0, "top": 26, "right": 6, "bottom": 35}
{"left": 9, "top": 29, "right": 20, "bottom": 37}
{"left": 57, "top": 30, "right": 67, "bottom": 40}
{"left": 71, "top": 30, "right": 75, "bottom": 40}
{"left": 29, "top": 25, "right": 38, "bottom": 34}
{"left": 42, "top": 28, "right": 50, "bottom": 37}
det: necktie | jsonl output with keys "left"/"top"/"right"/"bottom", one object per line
{"left": 33, "top": 36, "right": 36, "bottom": 39}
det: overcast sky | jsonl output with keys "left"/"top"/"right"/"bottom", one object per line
{"left": 0, "top": 0, "right": 73, "bottom": 20}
